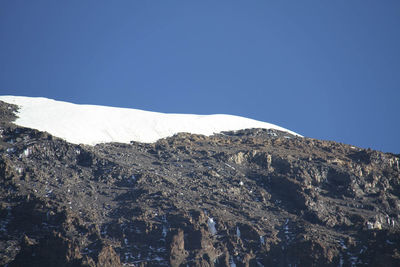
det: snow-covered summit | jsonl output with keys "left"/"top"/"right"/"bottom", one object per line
{"left": 0, "top": 95, "right": 300, "bottom": 145}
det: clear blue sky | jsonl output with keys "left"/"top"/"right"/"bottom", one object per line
{"left": 1, "top": 1, "right": 399, "bottom": 153}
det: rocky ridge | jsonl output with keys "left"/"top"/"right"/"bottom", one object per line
{"left": 1, "top": 100, "right": 400, "bottom": 266}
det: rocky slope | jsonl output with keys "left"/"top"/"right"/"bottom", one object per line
{"left": 1, "top": 100, "right": 400, "bottom": 266}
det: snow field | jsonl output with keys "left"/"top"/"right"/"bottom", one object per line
{"left": 0, "top": 95, "right": 300, "bottom": 145}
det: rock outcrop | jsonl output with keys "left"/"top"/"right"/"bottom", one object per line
{"left": 1, "top": 100, "right": 399, "bottom": 266}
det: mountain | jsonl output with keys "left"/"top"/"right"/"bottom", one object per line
{"left": 0, "top": 96, "right": 299, "bottom": 145}
{"left": 0, "top": 96, "right": 399, "bottom": 267}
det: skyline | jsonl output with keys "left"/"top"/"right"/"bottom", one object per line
{"left": 1, "top": 1, "right": 399, "bottom": 153}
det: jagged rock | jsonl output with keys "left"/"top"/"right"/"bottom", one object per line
{"left": 168, "top": 229, "right": 187, "bottom": 266}
{"left": 97, "top": 245, "right": 122, "bottom": 267}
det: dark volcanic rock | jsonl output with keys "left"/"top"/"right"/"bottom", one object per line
{"left": 1, "top": 100, "right": 400, "bottom": 266}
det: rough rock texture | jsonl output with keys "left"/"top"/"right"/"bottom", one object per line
{"left": 1, "top": 100, "right": 400, "bottom": 266}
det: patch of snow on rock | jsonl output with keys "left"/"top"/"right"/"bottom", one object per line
{"left": 207, "top": 217, "right": 217, "bottom": 235}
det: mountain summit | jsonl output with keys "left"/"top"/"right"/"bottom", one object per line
{"left": 0, "top": 96, "right": 299, "bottom": 145}
{"left": 0, "top": 97, "right": 399, "bottom": 266}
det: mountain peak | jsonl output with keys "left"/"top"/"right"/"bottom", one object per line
{"left": 0, "top": 95, "right": 300, "bottom": 145}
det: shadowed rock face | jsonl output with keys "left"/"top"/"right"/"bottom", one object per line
{"left": 1, "top": 100, "right": 400, "bottom": 266}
